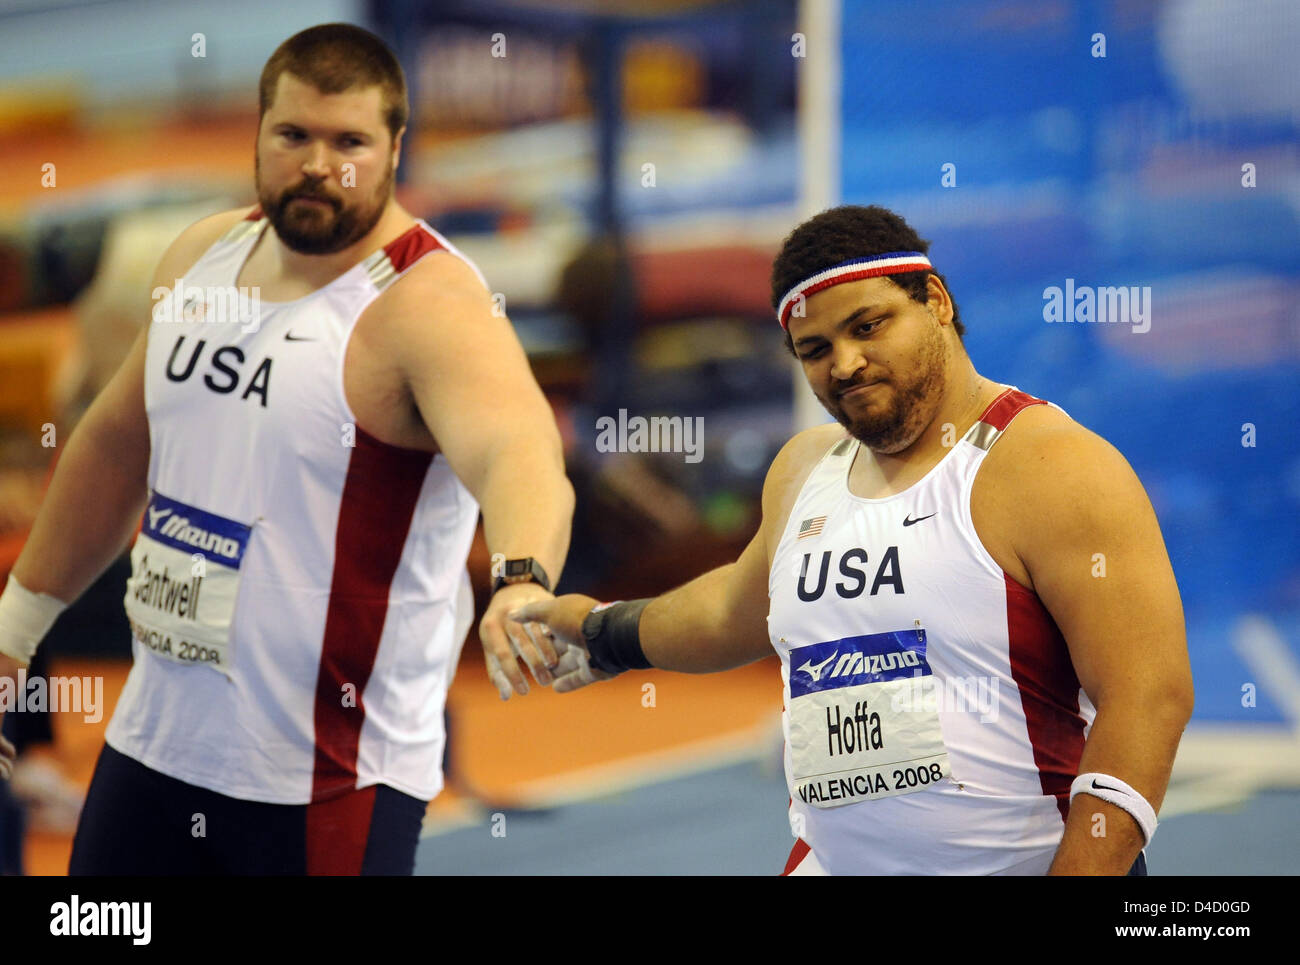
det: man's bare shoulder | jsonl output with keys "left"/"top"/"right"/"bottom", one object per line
{"left": 980, "top": 398, "right": 1152, "bottom": 539}
{"left": 352, "top": 239, "right": 542, "bottom": 444}
{"left": 363, "top": 244, "right": 492, "bottom": 340}
{"left": 377, "top": 245, "right": 491, "bottom": 317}
{"left": 769, "top": 422, "right": 849, "bottom": 487}
{"left": 154, "top": 206, "right": 260, "bottom": 283}
{"left": 760, "top": 422, "right": 848, "bottom": 551}
{"left": 986, "top": 401, "right": 1132, "bottom": 483}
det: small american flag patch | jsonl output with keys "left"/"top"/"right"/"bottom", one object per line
{"left": 797, "top": 516, "right": 827, "bottom": 539}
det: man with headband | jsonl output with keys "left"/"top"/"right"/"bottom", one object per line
{"left": 0, "top": 24, "right": 572, "bottom": 874}
{"left": 512, "top": 204, "right": 1192, "bottom": 875}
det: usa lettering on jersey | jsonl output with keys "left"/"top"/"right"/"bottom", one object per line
{"left": 163, "top": 335, "right": 274, "bottom": 407}
{"left": 797, "top": 545, "right": 903, "bottom": 601}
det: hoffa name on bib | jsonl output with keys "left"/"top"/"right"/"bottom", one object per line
{"left": 789, "top": 627, "right": 950, "bottom": 808}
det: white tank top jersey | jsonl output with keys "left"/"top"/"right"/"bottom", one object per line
{"left": 771, "top": 389, "right": 1097, "bottom": 875}
{"left": 108, "top": 210, "right": 481, "bottom": 804}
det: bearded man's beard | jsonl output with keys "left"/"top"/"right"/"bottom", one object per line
{"left": 257, "top": 161, "right": 393, "bottom": 255}
{"left": 822, "top": 322, "right": 947, "bottom": 454}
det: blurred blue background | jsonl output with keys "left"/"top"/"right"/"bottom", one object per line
{"left": 836, "top": 0, "right": 1300, "bottom": 730}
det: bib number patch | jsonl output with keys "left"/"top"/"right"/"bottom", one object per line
{"left": 789, "top": 628, "right": 950, "bottom": 809}
{"left": 123, "top": 491, "right": 251, "bottom": 676}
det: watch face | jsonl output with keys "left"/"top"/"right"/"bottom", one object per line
{"left": 505, "top": 559, "right": 531, "bottom": 577}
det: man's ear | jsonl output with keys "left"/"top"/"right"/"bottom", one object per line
{"left": 926, "top": 273, "right": 954, "bottom": 325}
{"left": 391, "top": 125, "right": 406, "bottom": 169}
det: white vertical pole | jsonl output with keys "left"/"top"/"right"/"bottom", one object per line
{"left": 792, "top": 0, "right": 841, "bottom": 431}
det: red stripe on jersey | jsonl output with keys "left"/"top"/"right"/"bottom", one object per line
{"left": 311, "top": 427, "right": 432, "bottom": 802}
{"left": 977, "top": 388, "right": 1047, "bottom": 431}
{"left": 306, "top": 785, "right": 377, "bottom": 875}
{"left": 1004, "top": 573, "right": 1087, "bottom": 821}
{"left": 782, "top": 838, "right": 812, "bottom": 876}
{"left": 384, "top": 223, "right": 445, "bottom": 273}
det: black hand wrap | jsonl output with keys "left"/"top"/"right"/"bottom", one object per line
{"left": 581, "top": 599, "right": 653, "bottom": 675}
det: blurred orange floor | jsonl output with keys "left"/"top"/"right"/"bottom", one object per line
{"left": 24, "top": 653, "right": 782, "bottom": 875}
{"left": 0, "top": 114, "right": 254, "bottom": 212}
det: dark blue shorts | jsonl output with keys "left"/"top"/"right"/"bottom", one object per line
{"left": 69, "top": 744, "right": 427, "bottom": 875}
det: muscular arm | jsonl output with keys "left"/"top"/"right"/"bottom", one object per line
{"left": 1, "top": 211, "right": 247, "bottom": 782}
{"left": 383, "top": 254, "right": 575, "bottom": 695}
{"left": 638, "top": 427, "right": 840, "bottom": 672}
{"left": 388, "top": 255, "right": 573, "bottom": 584}
{"left": 512, "top": 424, "right": 842, "bottom": 681}
{"left": 637, "top": 531, "right": 771, "bottom": 673}
{"left": 10, "top": 209, "right": 248, "bottom": 607}
{"left": 1005, "top": 423, "right": 1193, "bottom": 874}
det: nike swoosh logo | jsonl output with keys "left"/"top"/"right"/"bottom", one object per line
{"left": 1091, "top": 779, "right": 1121, "bottom": 792}
{"left": 284, "top": 332, "right": 315, "bottom": 341}
{"left": 902, "top": 513, "right": 936, "bottom": 526}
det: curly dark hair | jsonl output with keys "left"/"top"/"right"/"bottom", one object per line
{"left": 770, "top": 205, "right": 964, "bottom": 354}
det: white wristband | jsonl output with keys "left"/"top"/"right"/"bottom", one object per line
{"left": 0, "top": 575, "right": 68, "bottom": 665}
{"left": 1070, "top": 772, "right": 1158, "bottom": 844}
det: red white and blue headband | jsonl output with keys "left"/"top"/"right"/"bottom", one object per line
{"left": 777, "top": 251, "right": 933, "bottom": 329}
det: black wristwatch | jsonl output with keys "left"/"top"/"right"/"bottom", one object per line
{"left": 491, "top": 557, "right": 551, "bottom": 595}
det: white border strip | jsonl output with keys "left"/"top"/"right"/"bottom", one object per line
{"left": 793, "top": 0, "right": 843, "bottom": 431}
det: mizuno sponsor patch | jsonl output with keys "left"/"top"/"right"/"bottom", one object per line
{"left": 787, "top": 626, "right": 950, "bottom": 810}
{"left": 125, "top": 491, "right": 252, "bottom": 676}
{"left": 789, "top": 629, "right": 930, "bottom": 699}
{"left": 142, "top": 492, "right": 251, "bottom": 565}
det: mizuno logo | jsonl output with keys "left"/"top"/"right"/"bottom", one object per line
{"left": 155, "top": 514, "right": 241, "bottom": 561}
{"left": 798, "top": 649, "right": 923, "bottom": 682}
{"left": 147, "top": 506, "right": 172, "bottom": 530}
{"left": 902, "top": 513, "right": 936, "bottom": 526}
{"left": 796, "top": 652, "right": 837, "bottom": 682}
